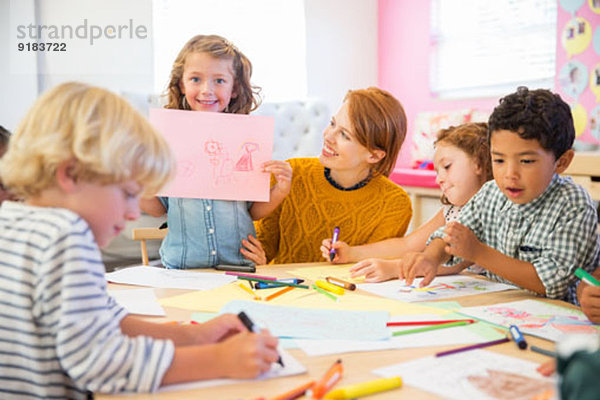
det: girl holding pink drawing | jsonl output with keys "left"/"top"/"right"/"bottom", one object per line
{"left": 321, "top": 122, "right": 493, "bottom": 282}
{"left": 141, "top": 35, "right": 291, "bottom": 268}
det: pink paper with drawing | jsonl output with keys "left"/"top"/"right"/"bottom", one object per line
{"left": 150, "top": 108, "right": 274, "bottom": 201}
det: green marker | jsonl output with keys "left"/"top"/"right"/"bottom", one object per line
{"left": 575, "top": 268, "right": 600, "bottom": 287}
{"left": 312, "top": 284, "right": 338, "bottom": 301}
{"left": 392, "top": 320, "right": 472, "bottom": 336}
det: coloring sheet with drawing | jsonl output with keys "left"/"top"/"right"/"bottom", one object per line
{"left": 460, "top": 299, "right": 600, "bottom": 341}
{"left": 158, "top": 349, "right": 306, "bottom": 393}
{"left": 359, "top": 275, "right": 516, "bottom": 302}
{"left": 150, "top": 108, "right": 274, "bottom": 201}
{"left": 373, "top": 349, "right": 556, "bottom": 400}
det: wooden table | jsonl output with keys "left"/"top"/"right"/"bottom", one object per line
{"left": 99, "top": 263, "right": 563, "bottom": 400}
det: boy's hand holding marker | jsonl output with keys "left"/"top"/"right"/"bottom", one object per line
{"left": 576, "top": 267, "right": 600, "bottom": 324}
{"left": 321, "top": 238, "right": 353, "bottom": 263}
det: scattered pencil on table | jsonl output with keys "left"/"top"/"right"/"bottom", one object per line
{"left": 386, "top": 319, "right": 475, "bottom": 327}
{"left": 312, "top": 284, "right": 338, "bottom": 301}
{"left": 391, "top": 320, "right": 474, "bottom": 337}
{"left": 436, "top": 337, "right": 510, "bottom": 357}
{"left": 531, "top": 345, "right": 557, "bottom": 358}
{"left": 237, "top": 276, "right": 310, "bottom": 289}
{"left": 311, "top": 359, "right": 343, "bottom": 399}
{"left": 237, "top": 282, "right": 261, "bottom": 300}
{"left": 315, "top": 279, "right": 345, "bottom": 295}
{"left": 509, "top": 324, "right": 528, "bottom": 349}
{"left": 269, "top": 380, "right": 315, "bottom": 400}
{"left": 323, "top": 376, "right": 402, "bottom": 399}
{"left": 255, "top": 279, "right": 305, "bottom": 289}
{"left": 265, "top": 286, "right": 295, "bottom": 301}
{"left": 326, "top": 276, "right": 356, "bottom": 291}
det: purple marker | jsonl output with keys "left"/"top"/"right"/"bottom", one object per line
{"left": 329, "top": 226, "right": 340, "bottom": 261}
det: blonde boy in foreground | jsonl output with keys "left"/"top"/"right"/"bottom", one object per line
{"left": 402, "top": 87, "right": 600, "bottom": 303}
{"left": 0, "top": 82, "right": 278, "bottom": 399}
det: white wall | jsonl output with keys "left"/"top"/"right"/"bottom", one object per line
{"left": 1, "top": 0, "right": 378, "bottom": 127}
{"left": 305, "top": 0, "right": 378, "bottom": 113}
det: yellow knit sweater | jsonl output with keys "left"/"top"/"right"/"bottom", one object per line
{"left": 255, "top": 158, "right": 412, "bottom": 264}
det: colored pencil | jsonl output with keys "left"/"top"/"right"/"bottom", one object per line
{"left": 391, "top": 320, "right": 473, "bottom": 336}
{"left": 386, "top": 319, "right": 475, "bottom": 327}
{"left": 237, "top": 276, "right": 310, "bottom": 289}
{"left": 226, "top": 271, "right": 277, "bottom": 281}
{"left": 531, "top": 345, "right": 557, "bottom": 358}
{"left": 436, "top": 337, "right": 510, "bottom": 357}
{"left": 312, "top": 284, "right": 338, "bottom": 301}
{"left": 237, "top": 282, "right": 261, "bottom": 300}
{"left": 265, "top": 286, "right": 295, "bottom": 301}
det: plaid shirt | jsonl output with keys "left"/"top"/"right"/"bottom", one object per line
{"left": 431, "top": 174, "right": 600, "bottom": 303}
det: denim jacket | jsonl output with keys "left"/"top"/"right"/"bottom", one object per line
{"left": 158, "top": 197, "right": 255, "bottom": 269}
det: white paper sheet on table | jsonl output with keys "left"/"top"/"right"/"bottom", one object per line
{"left": 358, "top": 275, "right": 516, "bottom": 302}
{"left": 373, "top": 349, "right": 556, "bottom": 400}
{"left": 105, "top": 265, "right": 236, "bottom": 290}
{"left": 108, "top": 288, "right": 165, "bottom": 316}
{"left": 294, "top": 314, "right": 504, "bottom": 356}
{"left": 459, "top": 299, "right": 600, "bottom": 341}
{"left": 158, "top": 349, "right": 305, "bottom": 392}
{"left": 220, "top": 300, "right": 390, "bottom": 340}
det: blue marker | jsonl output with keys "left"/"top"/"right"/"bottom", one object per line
{"left": 509, "top": 324, "right": 528, "bottom": 350}
{"left": 254, "top": 279, "right": 304, "bottom": 289}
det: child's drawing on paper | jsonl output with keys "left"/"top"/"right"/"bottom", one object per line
{"left": 204, "top": 139, "right": 234, "bottom": 185}
{"left": 235, "top": 142, "right": 259, "bottom": 171}
{"left": 460, "top": 300, "right": 600, "bottom": 341}
{"left": 465, "top": 369, "right": 554, "bottom": 400}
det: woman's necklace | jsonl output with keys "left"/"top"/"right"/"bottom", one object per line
{"left": 324, "top": 168, "right": 372, "bottom": 191}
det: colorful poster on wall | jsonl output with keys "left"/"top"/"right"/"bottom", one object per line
{"left": 557, "top": 0, "right": 600, "bottom": 147}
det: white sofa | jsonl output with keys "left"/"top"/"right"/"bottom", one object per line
{"left": 101, "top": 98, "right": 329, "bottom": 268}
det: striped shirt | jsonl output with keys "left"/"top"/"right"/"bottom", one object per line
{"left": 431, "top": 175, "right": 600, "bottom": 302}
{"left": 0, "top": 201, "right": 174, "bottom": 399}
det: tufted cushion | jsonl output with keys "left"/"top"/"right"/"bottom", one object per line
{"left": 253, "top": 100, "right": 329, "bottom": 161}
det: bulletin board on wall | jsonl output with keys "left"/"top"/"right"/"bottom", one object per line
{"left": 557, "top": 0, "right": 600, "bottom": 149}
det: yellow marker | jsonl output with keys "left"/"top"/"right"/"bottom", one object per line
{"left": 237, "top": 282, "right": 261, "bottom": 300}
{"left": 324, "top": 376, "right": 402, "bottom": 399}
{"left": 315, "top": 279, "right": 345, "bottom": 295}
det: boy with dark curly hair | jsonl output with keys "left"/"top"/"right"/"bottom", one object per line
{"left": 401, "top": 87, "right": 600, "bottom": 303}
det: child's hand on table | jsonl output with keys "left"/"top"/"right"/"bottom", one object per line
{"left": 349, "top": 258, "right": 400, "bottom": 282}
